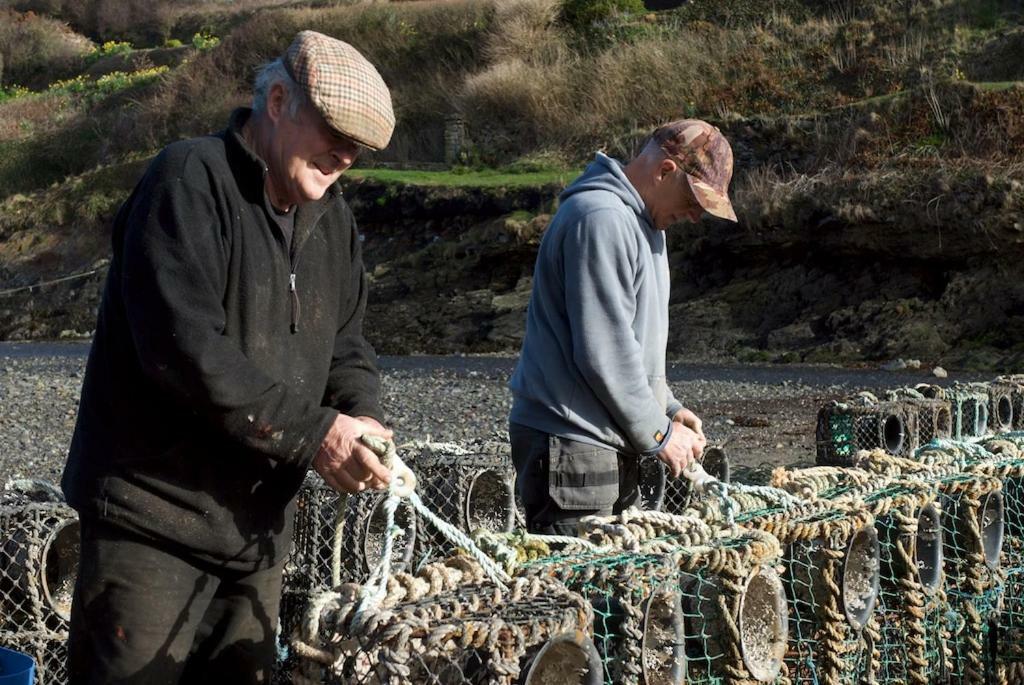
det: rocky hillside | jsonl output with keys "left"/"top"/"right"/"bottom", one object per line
{"left": 1, "top": 0, "right": 1023, "bottom": 369}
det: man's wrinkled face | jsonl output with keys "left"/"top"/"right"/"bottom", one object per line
{"left": 646, "top": 160, "right": 705, "bottom": 230}
{"left": 267, "top": 89, "right": 362, "bottom": 207}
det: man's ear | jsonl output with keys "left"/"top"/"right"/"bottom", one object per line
{"left": 658, "top": 157, "right": 678, "bottom": 182}
{"left": 267, "top": 82, "right": 287, "bottom": 124}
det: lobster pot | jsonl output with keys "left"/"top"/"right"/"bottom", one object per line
{"left": 405, "top": 444, "right": 516, "bottom": 563}
{"left": 283, "top": 476, "right": 417, "bottom": 594}
{"left": 639, "top": 448, "right": 730, "bottom": 515}
{"left": 740, "top": 505, "right": 881, "bottom": 685}
{"left": 272, "top": 591, "right": 309, "bottom": 685}
{"left": 993, "top": 376, "right": 1024, "bottom": 430}
{"left": 947, "top": 387, "right": 991, "bottom": 440}
{"left": 900, "top": 397, "right": 953, "bottom": 446}
{"left": 0, "top": 629, "right": 66, "bottom": 685}
{"left": 861, "top": 483, "right": 949, "bottom": 685}
{"left": 816, "top": 400, "right": 917, "bottom": 466}
{"left": 293, "top": 577, "right": 598, "bottom": 685}
{"left": 987, "top": 381, "right": 1022, "bottom": 434}
{"left": 937, "top": 473, "right": 1004, "bottom": 684}
{"left": 0, "top": 496, "right": 79, "bottom": 634}
{"left": 522, "top": 533, "right": 788, "bottom": 685}
{"left": 522, "top": 552, "right": 685, "bottom": 685}
{"left": 964, "top": 456, "right": 1024, "bottom": 671}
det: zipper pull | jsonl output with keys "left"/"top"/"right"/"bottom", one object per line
{"left": 289, "top": 273, "right": 299, "bottom": 333}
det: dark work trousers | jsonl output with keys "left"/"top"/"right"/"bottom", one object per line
{"left": 509, "top": 422, "right": 640, "bottom": 536}
{"left": 68, "top": 516, "right": 285, "bottom": 685}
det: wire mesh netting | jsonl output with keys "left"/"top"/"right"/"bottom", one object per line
{"left": 402, "top": 441, "right": 517, "bottom": 565}
{"left": 816, "top": 393, "right": 920, "bottom": 466}
{"left": 1, "top": 483, "right": 77, "bottom": 685}
{"left": 734, "top": 500, "right": 880, "bottom": 685}
{"left": 936, "top": 472, "right": 1003, "bottom": 684}
{"left": 639, "top": 448, "right": 731, "bottom": 515}
{"left": 519, "top": 529, "right": 787, "bottom": 685}
{"left": 992, "top": 377, "right": 1024, "bottom": 431}
{"left": 917, "top": 383, "right": 991, "bottom": 441}
{"left": 861, "top": 483, "right": 948, "bottom": 685}
{"left": 285, "top": 475, "right": 418, "bottom": 595}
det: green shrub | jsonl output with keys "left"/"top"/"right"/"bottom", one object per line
{"left": 163, "top": 37, "right": 183, "bottom": 48}
{"left": 191, "top": 31, "right": 219, "bottom": 50}
{"left": 85, "top": 39, "right": 132, "bottom": 64}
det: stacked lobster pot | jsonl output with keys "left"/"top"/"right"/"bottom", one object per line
{"left": 779, "top": 463, "right": 950, "bottom": 685}
{"left": 727, "top": 480, "right": 882, "bottom": 685}
{"left": 957, "top": 435, "right": 1024, "bottom": 682}
{"left": 887, "top": 387, "right": 953, "bottom": 446}
{"left": 401, "top": 440, "right": 517, "bottom": 563}
{"left": 289, "top": 554, "right": 600, "bottom": 685}
{"left": 0, "top": 481, "right": 79, "bottom": 685}
{"left": 639, "top": 447, "right": 730, "bottom": 515}
{"left": 279, "top": 474, "right": 419, "bottom": 683}
{"left": 897, "top": 440, "right": 1006, "bottom": 685}
{"left": 518, "top": 511, "right": 788, "bottom": 685}
{"left": 935, "top": 470, "right": 1004, "bottom": 685}
{"left": 816, "top": 391, "right": 922, "bottom": 466}
{"left": 988, "top": 377, "right": 1024, "bottom": 433}
{"left": 917, "top": 383, "right": 991, "bottom": 441}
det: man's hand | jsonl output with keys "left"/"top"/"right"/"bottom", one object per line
{"left": 671, "top": 407, "right": 704, "bottom": 440}
{"left": 657, "top": 424, "right": 705, "bottom": 479}
{"left": 313, "top": 414, "right": 393, "bottom": 494}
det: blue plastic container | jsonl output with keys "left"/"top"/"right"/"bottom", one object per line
{"left": 0, "top": 646, "right": 35, "bottom": 685}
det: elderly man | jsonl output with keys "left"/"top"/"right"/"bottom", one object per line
{"left": 62, "top": 32, "right": 394, "bottom": 684}
{"left": 508, "top": 120, "right": 737, "bottom": 535}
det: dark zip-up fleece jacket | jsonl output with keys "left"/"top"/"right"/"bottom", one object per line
{"left": 62, "top": 108, "right": 383, "bottom": 570}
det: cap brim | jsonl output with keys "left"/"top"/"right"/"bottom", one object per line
{"left": 688, "top": 177, "right": 738, "bottom": 223}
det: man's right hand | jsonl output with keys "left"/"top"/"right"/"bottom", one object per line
{"left": 657, "top": 424, "right": 705, "bottom": 479}
{"left": 313, "top": 414, "right": 393, "bottom": 494}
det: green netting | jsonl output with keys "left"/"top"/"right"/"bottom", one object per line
{"left": 732, "top": 499, "right": 879, "bottom": 685}
{"left": 862, "top": 484, "right": 949, "bottom": 685}
{"left": 519, "top": 532, "right": 788, "bottom": 685}
{"left": 928, "top": 473, "right": 1002, "bottom": 683}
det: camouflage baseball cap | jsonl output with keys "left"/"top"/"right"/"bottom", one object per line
{"left": 283, "top": 31, "right": 395, "bottom": 151}
{"left": 652, "top": 119, "right": 737, "bottom": 222}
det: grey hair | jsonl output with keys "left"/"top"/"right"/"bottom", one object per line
{"left": 252, "top": 58, "right": 309, "bottom": 118}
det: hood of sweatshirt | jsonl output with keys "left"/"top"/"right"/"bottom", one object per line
{"left": 560, "top": 151, "right": 654, "bottom": 230}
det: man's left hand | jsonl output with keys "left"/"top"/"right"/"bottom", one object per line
{"left": 672, "top": 408, "right": 704, "bottom": 440}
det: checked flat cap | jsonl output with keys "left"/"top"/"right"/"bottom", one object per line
{"left": 653, "top": 119, "right": 737, "bottom": 222}
{"left": 284, "top": 30, "right": 395, "bottom": 151}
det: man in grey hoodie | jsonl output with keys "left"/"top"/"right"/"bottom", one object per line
{"left": 508, "top": 119, "right": 738, "bottom": 535}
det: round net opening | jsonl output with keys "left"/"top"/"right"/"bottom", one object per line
{"left": 915, "top": 502, "right": 943, "bottom": 594}
{"left": 639, "top": 456, "right": 667, "bottom": 511}
{"left": 42, "top": 518, "right": 79, "bottom": 621}
{"left": 642, "top": 583, "right": 686, "bottom": 685}
{"left": 739, "top": 566, "right": 787, "bottom": 682}
{"left": 523, "top": 632, "right": 603, "bottom": 685}
{"left": 997, "top": 396, "right": 1014, "bottom": 430}
{"left": 842, "top": 525, "right": 880, "bottom": 631}
{"left": 465, "top": 469, "right": 514, "bottom": 533}
{"left": 979, "top": 491, "right": 1005, "bottom": 568}
{"left": 883, "top": 414, "right": 905, "bottom": 454}
{"left": 702, "top": 447, "right": 730, "bottom": 484}
{"left": 936, "top": 407, "right": 951, "bottom": 437}
{"left": 361, "top": 495, "right": 416, "bottom": 574}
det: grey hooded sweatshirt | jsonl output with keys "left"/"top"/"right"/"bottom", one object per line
{"left": 509, "top": 152, "right": 683, "bottom": 454}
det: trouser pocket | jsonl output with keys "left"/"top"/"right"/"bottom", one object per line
{"left": 547, "top": 436, "right": 621, "bottom": 512}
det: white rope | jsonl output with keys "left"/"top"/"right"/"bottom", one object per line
{"left": 346, "top": 442, "right": 512, "bottom": 631}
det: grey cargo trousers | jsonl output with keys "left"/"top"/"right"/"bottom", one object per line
{"left": 509, "top": 422, "right": 640, "bottom": 536}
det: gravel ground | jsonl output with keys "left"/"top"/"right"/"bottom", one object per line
{"left": 0, "top": 342, "right": 990, "bottom": 487}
